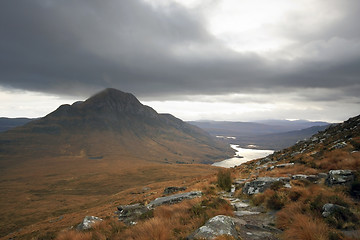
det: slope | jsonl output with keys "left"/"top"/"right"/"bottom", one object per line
{"left": 0, "top": 88, "right": 233, "bottom": 238}
{"left": 0, "top": 88, "right": 232, "bottom": 165}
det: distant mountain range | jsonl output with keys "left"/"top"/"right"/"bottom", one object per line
{"left": 189, "top": 120, "right": 330, "bottom": 150}
{"left": 0, "top": 88, "right": 232, "bottom": 166}
{"left": 0, "top": 117, "right": 34, "bottom": 132}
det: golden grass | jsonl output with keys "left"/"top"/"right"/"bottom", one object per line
{"left": 317, "top": 150, "right": 360, "bottom": 170}
{"left": 282, "top": 214, "right": 330, "bottom": 240}
{"left": 0, "top": 155, "right": 219, "bottom": 239}
{"left": 57, "top": 195, "right": 234, "bottom": 240}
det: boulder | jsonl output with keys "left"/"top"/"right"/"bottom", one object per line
{"left": 292, "top": 174, "right": 318, "bottom": 182}
{"left": 147, "top": 191, "right": 202, "bottom": 208}
{"left": 326, "top": 170, "right": 354, "bottom": 186}
{"left": 116, "top": 203, "right": 149, "bottom": 224}
{"left": 275, "top": 163, "right": 294, "bottom": 168}
{"left": 322, "top": 203, "right": 345, "bottom": 217}
{"left": 77, "top": 216, "right": 103, "bottom": 230}
{"left": 242, "top": 177, "right": 290, "bottom": 195}
{"left": 163, "top": 186, "right": 187, "bottom": 195}
{"left": 187, "top": 215, "right": 238, "bottom": 240}
{"left": 331, "top": 142, "right": 347, "bottom": 150}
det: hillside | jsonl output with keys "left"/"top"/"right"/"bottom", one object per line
{"left": 190, "top": 120, "right": 330, "bottom": 150}
{"left": 0, "top": 88, "right": 232, "bottom": 165}
{"left": 21, "top": 114, "right": 358, "bottom": 240}
{"left": 0, "top": 88, "right": 233, "bottom": 239}
{"left": 236, "top": 125, "right": 329, "bottom": 150}
{"left": 0, "top": 117, "right": 34, "bottom": 132}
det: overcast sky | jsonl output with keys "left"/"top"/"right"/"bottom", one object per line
{"left": 1, "top": 0, "right": 359, "bottom": 122}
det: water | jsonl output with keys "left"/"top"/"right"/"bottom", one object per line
{"left": 212, "top": 144, "right": 274, "bottom": 168}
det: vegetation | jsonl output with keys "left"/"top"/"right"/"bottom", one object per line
{"left": 217, "top": 169, "right": 232, "bottom": 192}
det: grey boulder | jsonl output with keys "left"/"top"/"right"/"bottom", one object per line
{"left": 77, "top": 216, "right": 103, "bottom": 230}
{"left": 147, "top": 191, "right": 202, "bottom": 208}
{"left": 116, "top": 203, "right": 149, "bottom": 224}
{"left": 242, "top": 177, "right": 290, "bottom": 195}
{"left": 326, "top": 170, "right": 354, "bottom": 186}
{"left": 187, "top": 215, "right": 238, "bottom": 240}
{"left": 322, "top": 203, "right": 345, "bottom": 217}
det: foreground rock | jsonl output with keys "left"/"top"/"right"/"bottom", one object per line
{"left": 326, "top": 170, "right": 354, "bottom": 186}
{"left": 77, "top": 216, "right": 103, "bottom": 230}
{"left": 187, "top": 215, "right": 238, "bottom": 240}
{"left": 116, "top": 203, "right": 149, "bottom": 224}
{"left": 291, "top": 174, "right": 319, "bottom": 182}
{"left": 322, "top": 203, "right": 345, "bottom": 218}
{"left": 243, "top": 177, "right": 290, "bottom": 195}
{"left": 148, "top": 191, "right": 202, "bottom": 208}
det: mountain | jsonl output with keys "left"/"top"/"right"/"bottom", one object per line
{"left": 189, "top": 120, "right": 330, "bottom": 150}
{"left": 9, "top": 114, "right": 358, "bottom": 240}
{"left": 254, "top": 119, "right": 329, "bottom": 130}
{"left": 0, "top": 88, "right": 233, "bottom": 165}
{"left": 0, "top": 117, "right": 34, "bottom": 132}
{"left": 235, "top": 125, "right": 329, "bottom": 150}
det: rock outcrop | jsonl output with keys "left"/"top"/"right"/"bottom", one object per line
{"left": 148, "top": 191, "right": 202, "bottom": 208}
{"left": 116, "top": 203, "right": 149, "bottom": 225}
{"left": 326, "top": 170, "right": 354, "bottom": 186}
{"left": 242, "top": 177, "right": 290, "bottom": 195}
{"left": 322, "top": 203, "right": 345, "bottom": 218}
{"left": 187, "top": 215, "right": 238, "bottom": 240}
{"left": 77, "top": 216, "right": 103, "bottom": 230}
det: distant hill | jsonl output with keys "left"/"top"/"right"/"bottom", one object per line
{"left": 0, "top": 88, "right": 233, "bottom": 165}
{"left": 236, "top": 125, "right": 330, "bottom": 150}
{"left": 0, "top": 117, "right": 34, "bottom": 132}
{"left": 254, "top": 119, "right": 329, "bottom": 130}
{"left": 189, "top": 120, "right": 330, "bottom": 150}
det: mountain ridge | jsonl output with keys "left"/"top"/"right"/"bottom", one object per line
{"left": 0, "top": 88, "right": 232, "bottom": 164}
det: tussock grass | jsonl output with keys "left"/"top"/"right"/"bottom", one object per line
{"left": 282, "top": 214, "right": 330, "bottom": 240}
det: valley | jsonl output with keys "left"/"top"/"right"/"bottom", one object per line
{"left": 0, "top": 89, "right": 359, "bottom": 240}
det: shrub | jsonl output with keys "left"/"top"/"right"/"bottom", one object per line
{"left": 266, "top": 193, "right": 285, "bottom": 210}
{"left": 325, "top": 207, "right": 359, "bottom": 229}
{"left": 270, "top": 181, "right": 284, "bottom": 191}
{"left": 217, "top": 169, "right": 232, "bottom": 192}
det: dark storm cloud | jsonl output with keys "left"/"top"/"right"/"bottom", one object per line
{"left": 0, "top": 0, "right": 359, "bottom": 101}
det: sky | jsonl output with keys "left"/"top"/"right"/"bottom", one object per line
{"left": 1, "top": 0, "right": 359, "bottom": 122}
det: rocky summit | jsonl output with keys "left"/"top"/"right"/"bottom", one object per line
{"left": 0, "top": 88, "right": 232, "bottom": 164}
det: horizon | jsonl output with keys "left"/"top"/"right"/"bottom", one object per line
{"left": 0, "top": 87, "right": 344, "bottom": 123}
{"left": 1, "top": 0, "right": 360, "bottom": 122}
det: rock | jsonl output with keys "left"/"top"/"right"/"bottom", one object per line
{"left": 233, "top": 202, "right": 250, "bottom": 210}
{"left": 331, "top": 142, "right": 347, "bottom": 150}
{"left": 235, "top": 211, "right": 261, "bottom": 217}
{"left": 142, "top": 187, "right": 151, "bottom": 193}
{"left": 187, "top": 215, "right": 238, "bottom": 240}
{"left": 275, "top": 163, "right": 294, "bottom": 168}
{"left": 292, "top": 174, "right": 318, "bottom": 182}
{"left": 116, "top": 203, "right": 149, "bottom": 224}
{"left": 242, "top": 177, "right": 290, "bottom": 195}
{"left": 317, "top": 173, "right": 328, "bottom": 179}
{"left": 322, "top": 203, "right": 345, "bottom": 217}
{"left": 77, "top": 216, "right": 103, "bottom": 230}
{"left": 326, "top": 170, "right": 354, "bottom": 186}
{"left": 163, "top": 186, "right": 187, "bottom": 195}
{"left": 148, "top": 191, "right": 202, "bottom": 208}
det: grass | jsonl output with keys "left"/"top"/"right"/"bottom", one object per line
{"left": 282, "top": 214, "right": 330, "bottom": 240}
{"left": 217, "top": 169, "right": 232, "bottom": 192}
{"left": 55, "top": 195, "right": 234, "bottom": 240}
{"left": 0, "top": 154, "right": 219, "bottom": 239}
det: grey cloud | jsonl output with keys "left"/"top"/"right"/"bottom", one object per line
{"left": 0, "top": 0, "right": 360, "bottom": 105}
